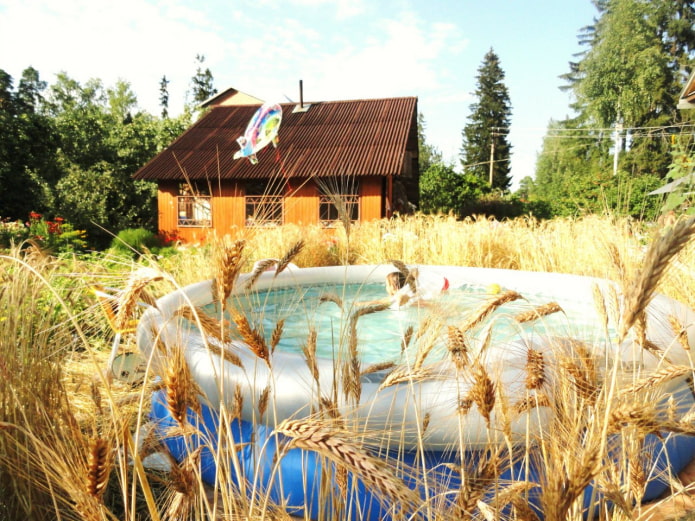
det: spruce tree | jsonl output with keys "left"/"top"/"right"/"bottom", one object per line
{"left": 159, "top": 75, "right": 170, "bottom": 119}
{"left": 460, "top": 48, "right": 513, "bottom": 191}
{"left": 190, "top": 54, "right": 217, "bottom": 107}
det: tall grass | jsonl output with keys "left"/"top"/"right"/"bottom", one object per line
{"left": 1, "top": 214, "right": 695, "bottom": 521}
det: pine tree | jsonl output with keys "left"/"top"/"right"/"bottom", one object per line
{"left": 190, "top": 54, "right": 217, "bottom": 107}
{"left": 460, "top": 48, "right": 513, "bottom": 190}
{"left": 159, "top": 75, "right": 170, "bottom": 119}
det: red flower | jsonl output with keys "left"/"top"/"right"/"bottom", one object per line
{"left": 29, "top": 211, "right": 41, "bottom": 220}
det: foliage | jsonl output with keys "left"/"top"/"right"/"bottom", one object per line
{"left": 0, "top": 68, "right": 60, "bottom": 218}
{"left": 576, "top": 0, "right": 669, "bottom": 127}
{"left": 461, "top": 192, "right": 554, "bottom": 220}
{"left": 0, "top": 212, "right": 87, "bottom": 252}
{"left": 109, "top": 227, "right": 163, "bottom": 256}
{"left": 419, "top": 163, "right": 486, "bottom": 216}
{"left": 538, "top": 0, "right": 695, "bottom": 215}
{"left": 460, "top": 48, "right": 513, "bottom": 190}
{"left": 417, "top": 112, "right": 443, "bottom": 173}
{"left": 0, "top": 68, "right": 194, "bottom": 249}
{"left": 659, "top": 136, "right": 695, "bottom": 215}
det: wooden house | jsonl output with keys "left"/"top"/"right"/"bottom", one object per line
{"left": 133, "top": 89, "right": 420, "bottom": 243}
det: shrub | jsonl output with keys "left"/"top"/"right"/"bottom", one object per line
{"left": 109, "top": 228, "right": 162, "bottom": 256}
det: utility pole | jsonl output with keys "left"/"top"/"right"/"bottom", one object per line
{"left": 489, "top": 131, "right": 495, "bottom": 187}
{"left": 613, "top": 122, "right": 623, "bottom": 176}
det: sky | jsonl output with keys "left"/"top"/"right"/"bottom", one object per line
{"left": 0, "top": 0, "right": 599, "bottom": 188}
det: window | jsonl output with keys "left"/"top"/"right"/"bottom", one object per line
{"left": 319, "top": 178, "right": 360, "bottom": 227}
{"left": 178, "top": 196, "right": 212, "bottom": 227}
{"left": 177, "top": 183, "right": 211, "bottom": 227}
{"left": 245, "top": 180, "right": 284, "bottom": 227}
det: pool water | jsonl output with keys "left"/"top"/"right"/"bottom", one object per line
{"left": 203, "top": 282, "right": 613, "bottom": 365}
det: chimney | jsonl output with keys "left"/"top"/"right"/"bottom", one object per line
{"left": 293, "top": 79, "right": 310, "bottom": 113}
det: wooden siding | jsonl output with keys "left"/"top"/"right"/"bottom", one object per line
{"left": 157, "top": 176, "right": 387, "bottom": 242}
{"left": 360, "top": 177, "right": 384, "bottom": 221}
{"left": 284, "top": 178, "right": 318, "bottom": 225}
{"left": 212, "top": 182, "right": 244, "bottom": 235}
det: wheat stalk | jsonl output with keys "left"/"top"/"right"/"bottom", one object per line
{"left": 460, "top": 290, "right": 523, "bottom": 332}
{"left": 302, "top": 328, "right": 319, "bottom": 385}
{"left": 212, "top": 238, "right": 245, "bottom": 310}
{"left": 165, "top": 346, "right": 202, "bottom": 427}
{"left": 269, "top": 318, "right": 285, "bottom": 354}
{"left": 619, "top": 364, "right": 693, "bottom": 395}
{"left": 86, "top": 437, "right": 111, "bottom": 499}
{"left": 275, "top": 239, "right": 304, "bottom": 276}
{"left": 231, "top": 384, "right": 243, "bottom": 420}
{"left": 258, "top": 385, "right": 271, "bottom": 419}
{"left": 446, "top": 325, "right": 469, "bottom": 371}
{"left": 276, "top": 419, "right": 420, "bottom": 510}
{"left": 669, "top": 315, "right": 691, "bottom": 351}
{"left": 525, "top": 347, "right": 546, "bottom": 390}
{"left": 619, "top": 215, "right": 695, "bottom": 341}
{"left": 244, "top": 258, "right": 277, "bottom": 289}
{"left": 467, "top": 361, "right": 496, "bottom": 428}
{"left": 514, "top": 302, "right": 563, "bottom": 324}
{"left": 592, "top": 283, "right": 609, "bottom": 333}
{"left": 513, "top": 393, "right": 551, "bottom": 415}
{"left": 379, "top": 366, "right": 443, "bottom": 390}
{"left": 401, "top": 324, "right": 414, "bottom": 353}
{"left": 115, "top": 267, "right": 163, "bottom": 332}
{"left": 232, "top": 310, "right": 270, "bottom": 367}
{"left": 361, "top": 361, "right": 396, "bottom": 376}
{"left": 174, "top": 305, "right": 231, "bottom": 343}
{"left": 319, "top": 292, "right": 343, "bottom": 309}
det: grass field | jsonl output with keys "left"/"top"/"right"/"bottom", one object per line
{"left": 2, "top": 213, "right": 695, "bottom": 521}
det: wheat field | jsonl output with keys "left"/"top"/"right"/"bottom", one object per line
{"left": 2, "top": 213, "right": 695, "bottom": 521}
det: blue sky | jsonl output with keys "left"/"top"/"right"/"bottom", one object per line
{"left": 1, "top": 0, "right": 598, "bottom": 187}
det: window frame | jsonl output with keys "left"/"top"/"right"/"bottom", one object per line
{"left": 245, "top": 194, "right": 284, "bottom": 227}
{"left": 319, "top": 192, "right": 360, "bottom": 228}
{"left": 177, "top": 195, "right": 212, "bottom": 228}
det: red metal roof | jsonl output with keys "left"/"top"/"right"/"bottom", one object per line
{"left": 133, "top": 97, "right": 418, "bottom": 181}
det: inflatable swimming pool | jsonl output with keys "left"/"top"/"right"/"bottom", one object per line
{"left": 137, "top": 264, "right": 695, "bottom": 520}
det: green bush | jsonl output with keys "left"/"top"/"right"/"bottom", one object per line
{"left": 109, "top": 228, "right": 162, "bottom": 256}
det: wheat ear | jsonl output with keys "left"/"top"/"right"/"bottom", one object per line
{"left": 276, "top": 419, "right": 420, "bottom": 510}
{"left": 619, "top": 215, "right": 695, "bottom": 340}
{"left": 244, "top": 258, "right": 277, "bottom": 289}
{"left": 212, "top": 238, "right": 245, "bottom": 310}
{"left": 461, "top": 290, "right": 523, "bottom": 332}
{"left": 115, "top": 267, "right": 163, "bottom": 331}
{"left": 514, "top": 302, "right": 563, "bottom": 324}
{"left": 165, "top": 346, "right": 202, "bottom": 427}
{"left": 467, "top": 360, "right": 496, "bottom": 428}
{"left": 232, "top": 310, "right": 270, "bottom": 367}
{"left": 86, "top": 437, "right": 111, "bottom": 499}
{"left": 446, "top": 325, "right": 469, "bottom": 371}
{"left": 275, "top": 239, "right": 304, "bottom": 275}
{"left": 174, "top": 305, "right": 231, "bottom": 343}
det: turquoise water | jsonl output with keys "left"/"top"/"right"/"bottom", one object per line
{"left": 202, "top": 282, "right": 611, "bottom": 364}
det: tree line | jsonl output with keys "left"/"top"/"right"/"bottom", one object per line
{"left": 0, "top": 56, "right": 216, "bottom": 248}
{"left": 420, "top": 0, "right": 695, "bottom": 220}
{"left": 2, "top": 0, "right": 694, "bottom": 251}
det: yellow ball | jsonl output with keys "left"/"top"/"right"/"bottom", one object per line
{"left": 487, "top": 283, "right": 501, "bottom": 295}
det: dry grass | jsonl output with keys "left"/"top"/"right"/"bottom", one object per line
{"left": 2, "top": 213, "right": 695, "bottom": 521}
